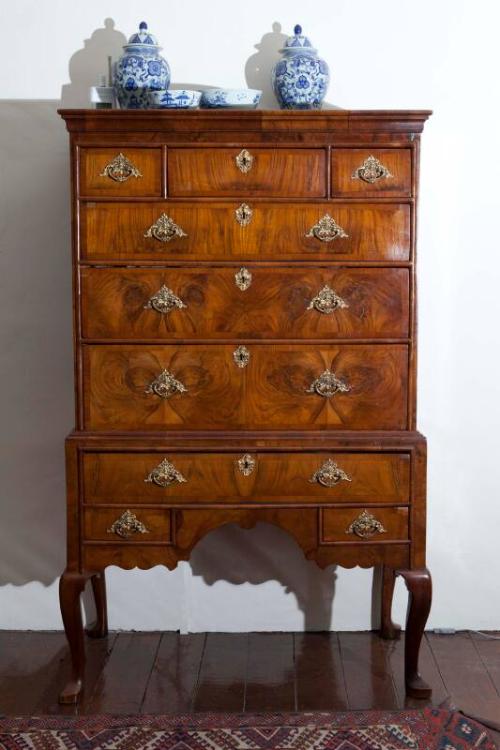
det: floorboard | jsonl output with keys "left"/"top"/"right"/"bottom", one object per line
{"left": 294, "top": 632, "right": 348, "bottom": 711}
{"left": 245, "top": 633, "right": 296, "bottom": 712}
{"left": 379, "top": 634, "right": 448, "bottom": 708}
{"left": 85, "top": 632, "right": 161, "bottom": 714}
{"left": 338, "top": 632, "right": 399, "bottom": 710}
{"left": 142, "top": 633, "right": 205, "bottom": 714}
{"left": 193, "top": 633, "right": 247, "bottom": 712}
{"left": 41, "top": 633, "right": 118, "bottom": 716}
{"left": 470, "top": 631, "right": 500, "bottom": 696}
{"left": 0, "top": 632, "right": 68, "bottom": 715}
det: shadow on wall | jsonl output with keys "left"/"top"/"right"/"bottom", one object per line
{"left": 0, "top": 18, "right": 376, "bottom": 630}
{"left": 190, "top": 524, "right": 338, "bottom": 630}
{"left": 245, "top": 22, "right": 287, "bottom": 107}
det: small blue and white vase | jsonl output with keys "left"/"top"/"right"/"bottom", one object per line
{"left": 114, "top": 22, "right": 170, "bottom": 109}
{"left": 272, "top": 25, "right": 329, "bottom": 109}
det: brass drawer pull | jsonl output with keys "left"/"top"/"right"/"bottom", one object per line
{"left": 100, "top": 153, "right": 142, "bottom": 182}
{"left": 306, "top": 369, "right": 350, "bottom": 398}
{"left": 145, "top": 369, "right": 187, "bottom": 399}
{"left": 306, "top": 214, "right": 348, "bottom": 242}
{"left": 352, "top": 155, "right": 392, "bottom": 184}
{"left": 145, "top": 458, "right": 187, "bottom": 487}
{"left": 233, "top": 345, "right": 250, "bottom": 368}
{"left": 307, "top": 285, "right": 348, "bottom": 314}
{"left": 144, "top": 213, "right": 188, "bottom": 243}
{"left": 107, "top": 510, "right": 150, "bottom": 539}
{"left": 235, "top": 267, "right": 252, "bottom": 291}
{"left": 346, "top": 510, "right": 387, "bottom": 538}
{"left": 235, "top": 203, "right": 253, "bottom": 227}
{"left": 310, "top": 459, "right": 351, "bottom": 487}
{"left": 237, "top": 454, "right": 256, "bottom": 476}
{"left": 235, "top": 149, "right": 254, "bottom": 173}
{"left": 145, "top": 285, "right": 186, "bottom": 315}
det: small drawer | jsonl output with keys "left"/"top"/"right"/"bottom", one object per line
{"left": 321, "top": 507, "right": 409, "bottom": 544}
{"left": 168, "top": 148, "right": 326, "bottom": 197}
{"left": 84, "top": 507, "right": 172, "bottom": 543}
{"left": 79, "top": 148, "right": 162, "bottom": 197}
{"left": 332, "top": 149, "right": 411, "bottom": 197}
{"left": 80, "top": 266, "right": 410, "bottom": 341}
{"left": 83, "top": 451, "right": 411, "bottom": 506}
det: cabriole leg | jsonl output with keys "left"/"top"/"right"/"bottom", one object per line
{"left": 380, "top": 565, "right": 401, "bottom": 640}
{"left": 398, "top": 567, "right": 432, "bottom": 699}
{"left": 86, "top": 570, "right": 108, "bottom": 639}
{"left": 59, "top": 570, "right": 88, "bottom": 704}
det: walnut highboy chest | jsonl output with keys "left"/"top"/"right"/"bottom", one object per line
{"left": 58, "top": 108, "right": 432, "bottom": 704}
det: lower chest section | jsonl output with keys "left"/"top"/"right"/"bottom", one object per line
{"left": 69, "top": 435, "right": 426, "bottom": 573}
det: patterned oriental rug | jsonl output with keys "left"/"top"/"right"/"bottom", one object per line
{"left": 0, "top": 709, "right": 496, "bottom": 750}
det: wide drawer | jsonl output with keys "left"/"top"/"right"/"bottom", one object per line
{"left": 167, "top": 148, "right": 326, "bottom": 197}
{"left": 332, "top": 149, "right": 412, "bottom": 197}
{"left": 79, "top": 202, "right": 410, "bottom": 261}
{"left": 79, "top": 148, "right": 162, "bottom": 197}
{"left": 83, "top": 343, "right": 408, "bottom": 431}
{"left": 83, "top": 451, "right": 410, "bottom": 505}
{"left": 320, "top": 507, "right": 409, "bottom": 543}
{"left": 81, "top": 266, "right": 410, "bottom": 340}
{"left": 84, "top": 507, "right": 172, "bottom": 542}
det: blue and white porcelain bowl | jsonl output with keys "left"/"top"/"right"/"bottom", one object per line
{"left": 200, "top": 88, "right": 262, "bottom": 109}
{"left": 147, "top": 89, "right": 202, "bottom": 108}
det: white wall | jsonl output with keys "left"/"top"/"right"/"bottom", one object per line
{"left": 1, "top": 0, "right": 500, "bottom": 632}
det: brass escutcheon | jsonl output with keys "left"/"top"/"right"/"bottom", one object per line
{"left": 235, "top": 267, "right": 252, "bottom": 291}
{"left": 236, "top": 454, "right": 256, "bottom": 476}
{"left": 235, "top": 149, "right": 254, "bottom": 173}
{"left": 235, "top": 203, "right": 253, "bottom": 227}
{"left": 233, "top": 345, "right": 250, "bottom": 368}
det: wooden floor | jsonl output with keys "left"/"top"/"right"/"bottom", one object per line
{"left": 1, "top": 630, "right": 499, "bottom": 739}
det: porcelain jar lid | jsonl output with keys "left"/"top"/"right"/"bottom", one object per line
{"left": 280, "top": 24, "right": 317, "bottom": 53}
{"left": 127, "top": 21, "right": 160, "bottom": 47}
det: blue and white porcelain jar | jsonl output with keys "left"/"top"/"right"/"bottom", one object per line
{"left": 272, "top": 25, "right": 329, "bottom": 109}
{"left": 114, "top": 22, "right": 170, "bottom": 109}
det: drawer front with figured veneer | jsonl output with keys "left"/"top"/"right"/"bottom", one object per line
{"left": 79, "top": 148, "right": 162, "bottom": 197}
{"left": 79, "top": 202, "right": 410, "bottom": 262}
{"left": 321, "top": 507, "right": 409, "bottom": 543}
{"left": 82, "top": 451, "right": 410, "bottom": 506}
{"left": 83, "top": 343, "right": 408, "bottom": 431}
{"left": 332, "top": 149, "right": 412, "bottom": 197}
{"left": 168, "top": 147, "right": 326, "bottom": 197}
{"left": 84, "top": 507, "right": 172, "bottom": 543}
{"left": 81, "top": 266, "right": 410, "bottom": 341}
